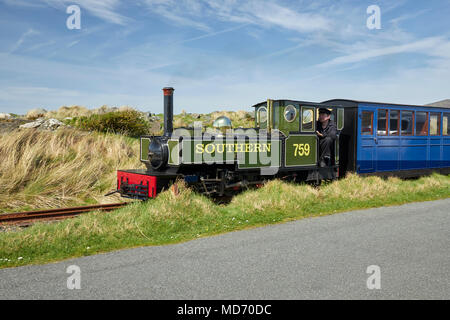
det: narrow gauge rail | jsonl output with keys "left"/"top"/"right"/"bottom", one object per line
{"left": 0, "top": 203, "right": 128, "bottom": 227}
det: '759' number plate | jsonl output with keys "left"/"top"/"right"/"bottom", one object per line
{"left": 293, "top": 143, "right": 311, "bottom": 157}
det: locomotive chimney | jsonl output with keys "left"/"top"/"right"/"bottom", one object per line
{"left": 163, "top": 87, "right": 174, "bottom": 137}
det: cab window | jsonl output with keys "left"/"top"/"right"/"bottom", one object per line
{"left": 301, "top": 107, "right": 314, "bottom": 132}
{"left": 337, "top": 108, "right": 344, "bottom": 130}
{"left": 258, "top": 106, "right": 267, "bottom": 129}
{"left": 284, "top": 105, "right": 297, "bottom": 122}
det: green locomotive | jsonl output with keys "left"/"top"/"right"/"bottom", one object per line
{"left": 117, "top": 88, "right": 344, "bottom": 199}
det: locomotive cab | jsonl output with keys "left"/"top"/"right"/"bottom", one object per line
{"left": 253, "top": 100, "right": 344, "bottom": 171}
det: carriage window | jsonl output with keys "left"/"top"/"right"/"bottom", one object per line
{"left": 361, "top": 111, "right": 373, "bottom": 135}
{"left": 377, "top": 109, "right": 388, "bottom": 135}
{"left": 401, "top": 111, "right": 414, "bottom": 135}
{"left": 390, "top": 110, "right": 399, "bottom": 135}
{"left": 301, "top": 107, "right": 314, "bottom": 132}
{"left": 430, "top": 113, "right": 441, "bottom": 136}
{"left": 443, "top": 113, "right": 450, "bottom": 136}
{"left": 415, "top": 112, "right": 428, "bottom": 136}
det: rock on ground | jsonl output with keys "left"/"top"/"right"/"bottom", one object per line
{"left": 19, "top": 118, "right": 65, "bottom": 130}
{"left": 0, "top": 113, "right": 12, "bottom": 120}
{"left": 41, "top": 118, "right": 65, "bottom": 130}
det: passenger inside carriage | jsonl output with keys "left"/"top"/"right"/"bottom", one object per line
{"left": 316, "top": 108, "right": 337, "bottom": 167}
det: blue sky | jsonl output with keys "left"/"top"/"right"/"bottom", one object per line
{"left": 0, "top": 0, "right": 449, "bottom": 114}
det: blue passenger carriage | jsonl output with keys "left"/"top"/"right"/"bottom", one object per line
{"left": 324, "top": 99, "right": 450, "bottom": 177}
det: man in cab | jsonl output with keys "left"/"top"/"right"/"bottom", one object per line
{"left": 316, "top": 108, "right": 337, "bottom": 167}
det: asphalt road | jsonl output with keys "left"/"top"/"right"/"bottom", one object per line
{"left": 1, "top": 199, "right": 449, "bottom": 299}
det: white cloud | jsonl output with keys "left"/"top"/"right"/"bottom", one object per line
{"left": 141, "top": 0, "right": 211, "bottom": 31}
{"left": 22, "top": 40, "right": 56, "bottom": 53}
{"left": 9, "top": 29, "right": 40, "bottom": 53}
{"left": 316, "top": 37, "right": 445, "bottom": 68}
{"left": 242, "top": 1, "right": 330, "bottom": 33}
{"left": 2, "top": 0, "right": 130, "bottom": 25}
{"left": 389, "top": 9, "right": 431, "bottom": 26}
{"left": 149, "top": 4, "right": 211, "bottom": 31}
{"left": 176, "top": 23, "right": 249, "bottom": 44}
{"left": 141, "top": 0, "right": 330, "bottom": 33}
{"left": 0, "top": 0, "right": 44, "bottom": 7}
{"left": 67, "top": 40, "right": 80, "bottom": 48}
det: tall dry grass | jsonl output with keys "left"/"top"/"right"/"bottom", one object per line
{"left": 45, "top": 106, "right": 90, "bottom": 119}
{"left": 44, "top": 105, "right": 139, "bottom": 120}
{"left": 170, "top": 110, "right": 255, "bottom": 132}
{"left": 26, "top": 108, "right": 47, "bottom": 119}
{"left": 210, "top": 110, "right": 254, "bottom": 127}
{"left": 0, "top": 129, "right": 142, "bottom": 212}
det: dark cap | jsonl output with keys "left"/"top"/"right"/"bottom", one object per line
{"left": 318, "top": 108, "right": 331, "bottom": 115}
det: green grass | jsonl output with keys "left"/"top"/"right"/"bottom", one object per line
{"left": 1, "top": 173, "right": 449, "bottom": 268}
{"left": 65, "top": 110, "right": 151, "bottom": 137}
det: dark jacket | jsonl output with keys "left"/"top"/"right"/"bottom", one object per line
{"left": 316, "top": 120, "right": 337, "bottom": 140}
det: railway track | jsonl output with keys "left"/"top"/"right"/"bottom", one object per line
{"left": 0, "top": 203, "right": 128, "bottom": 227}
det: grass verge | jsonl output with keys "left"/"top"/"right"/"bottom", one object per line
{"left": 1, "top": 173, "right": 449, "bottom": 268}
